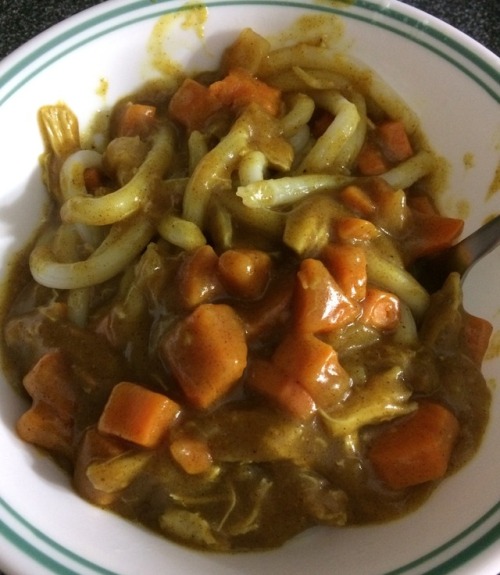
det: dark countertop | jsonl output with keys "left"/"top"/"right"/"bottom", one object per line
{"left": 0, "top": 0, "right": 499, "bottom": 60}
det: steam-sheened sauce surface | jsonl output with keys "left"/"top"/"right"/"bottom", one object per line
{"left": 0, "top": 25, "right": 491, "bottom": 552}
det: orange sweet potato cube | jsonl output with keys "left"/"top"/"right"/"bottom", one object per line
{"left": 98, "top": 382, "right": 180, "bottom": 448}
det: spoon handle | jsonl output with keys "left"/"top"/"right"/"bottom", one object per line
{"left": 451, "top": 215, "right": 500, "bottom": 277}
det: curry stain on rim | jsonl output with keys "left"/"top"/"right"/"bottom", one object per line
{"left": 0, "top": 0, "right": 498, "bottom": 573}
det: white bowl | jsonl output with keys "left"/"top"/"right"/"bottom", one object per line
{"left": 0, "top": 1, "right": 499, "bottom": 574}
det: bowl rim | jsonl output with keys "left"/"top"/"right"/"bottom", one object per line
{"left": 0, "top": 1, "right": 499, "bottom": 574}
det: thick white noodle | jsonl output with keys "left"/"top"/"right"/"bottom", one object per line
{"left": 58, "top": 149, "right": 105, "bottom": 247}
{"left": 279, "top": 93, "right": 315, "bottom": 137}
{"left": 299, "top": 92, "right": 360, "bottom": 173}
{"left": 365, "top": 248, "right": 430, "bottom": 319}
{"left": 157, "top": 214, "right": 207, "bottom": 251}
{"left": 183, "top": 120, "right": 251, "bottom": 227}
{"left": 30, "top": 216, "right": 155, "bottom": 289}
{"left": 59, "top": 149, "right": 103, "bottom": 201}
{"left": 238, "top": 151, "right": 268, "bottom": 185}
{"left": 60, "top": 126, "right": 174, "bottom": 226}
{"left": 381, "top": 150, "right": 435, "bottom": 190}
{"left": 237, "top": 174, "right": 352, "bottom": 208}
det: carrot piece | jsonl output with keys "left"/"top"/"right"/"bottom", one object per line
{"left": 73, "top": 427, "right": 127, "bottom": 506}
{"left": 273, "top": 332, "right": 351, "bottom": 411}
{"left": 322, "top": 243, "right": 367, "bottom": 301}
{"left": 461, "top": 311, "right": 493, "bottom": 366}
{"left": 294, "top": 258, "right": 360, "bottom": 334}
{"left": 98, "top": 382, "right": 180, "bottom": 448}
{"left": 376, "top": 120, "right": 413, "bottom": 163}
{"left": 336, "top": 217, "right": 380, "bottom": 242}
{"left": 356, "top": 121, "right": 413, "bottom": 175}
{"left": 22, "top": 350, "right": 75, "bottom": 415}
{"left": 368, "top": 401, "right": 460, "bottom": 490}
{"left": 218, "top": 248, "right": 272, "bottom": 299}
{"left": 168, "top": 78, "right": 222, "bottom": 131}
{"left": 177, "top": 244, "right": 225, "bottom": 309}
{"left": 17, "top": 401, "right": 74, "bottom": 458}
{"left": 340, "top": 185, "right": 377, "bottom": 217}
{"left": 209, "top": 68, "right": 282, "bottom": 116}
{"left": 407, "top": 211, "right": 464, "bottom": 260}
{"left": 246, "top": 359, "right": 316, "bottom": 419}
{"left": 161, "top": 303, "right": 248, "bottom": 409}
{"left": 83, "top": 167, "right": 104, "bottom": 192}
{"left": 170, "top": 436, "right": 213, "bottom": 475}
{"left": 17, "top": 350, "right": 76, "bottom": 457}
{"left": 360, "top": 287, "right": 401, "bottom": 331}
{"left": 116, "top": 102, "right": 157, "bottom": 138}
{"left": 356, "top": 140, "right": 390, "bottom": 176}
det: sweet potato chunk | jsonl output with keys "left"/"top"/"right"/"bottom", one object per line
{"left": 98, "top": 382, "right": 180, "bottom": 448}
{"left": 368, "top": 401, "right": 460, "bottom": 489}
{"left": 161, "top": 303, "right": 248, "bottom": 408}
{"left": 294, "top": 259, "right": 360, "bottom": 334}
{"left": 218, "top": 248, "right": 271, "bottom": 299}
{"left": 273, "top": 332, "right": 351, "bottom": 411}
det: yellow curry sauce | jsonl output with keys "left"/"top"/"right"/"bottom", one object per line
{"left": 0, "top": 27, "right": 491, "bottom": 551}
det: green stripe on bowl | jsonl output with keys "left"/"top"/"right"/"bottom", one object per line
{"left": 0, "top": 495, "right": 119, "bottom": 575}
{"left": 1, "top": 0, "right": 499, "bottom": 106}
{"left": 386, "top": 501, "right": 500, "bottom": 575}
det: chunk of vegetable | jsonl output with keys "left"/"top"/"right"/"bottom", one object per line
{"left": 168, "top": 78, "right": 221, "bottom": 131}
{"left": 221, "top": 28, "right": 271, "bottom": 74}
{"left": 86, "top": 450, "right": 152, "bottom": 493}
{"left": 376, "top": 120, "right": 413, "bottom": 163}
{"left": 170, "top": 436, "right": 213, "bottom": 475}
{"left": 407, "top": 211, "right": 464, "bottom": 260}
{"left": 320, "top": 366, "right": 416, "bottom": 451}
{"left": 321, "top": 243, "right": 367, "bottom": 301}
{"left": 368, "top": 401, "right": 460, "bottom": 489}
{"left": 115, "top": 102, "right": 157, "bottom": 138}
{"left": 159, "top": 509, "right": 223, "bottom": 550}
{"left": 247, "top": 359, "right": 316, "bottom": 419}
{"left": 356, "top": 140, "right": 389, "bottom": 176}
{"left": 273, "top": 332, "right": 351, "bottom": 411}
{"left": 73, "top": 427, "right": 128, "bottom": 506}
{"left": 294, "top": 258, "right": 360, "bottom": 334}
{"left": 339, "top": 184, "right": 376, "bottom": 217}
{"left": 355, "top": 121, "right": 413, "bottom": 176}
{"left": 461, "top": 311, "right": 493, "bottom": 366}
{"left": 161, "top": 303, "right": 248, "bottom": 409}
{"left": 102, "top": 136, "right": 148, "bottom": 186}
{"left": 98, "top": 382, "right": 180, "bottom": 448}
{"left": 17, "top": 350, "right": 76, "bottom": 457}
{"left": 209, "top": 68, "right": 282, "bottom": 116}
{"left": 17, "top": 401, "right": 74, "bottom": 458}
{"left": 218, "top": 248, "right": 271, "bottom": 299}
{"left": 360, "top": 287, "right": 401, "bottom": 331}
{"left": 177, "top": 244, "right": 225, "bottom": 308}
{"left": 22, "top": 350, "right": 75, "bottom": 414}
{"left": 336, "top": 217, "right": 379, "bottom": 242}
{"left": 200, "top": 404, "right": 309, "bottom": 462}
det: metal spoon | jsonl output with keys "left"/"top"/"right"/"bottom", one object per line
{"left": 413, "top": 215, "right": 500, "bottom": 293}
